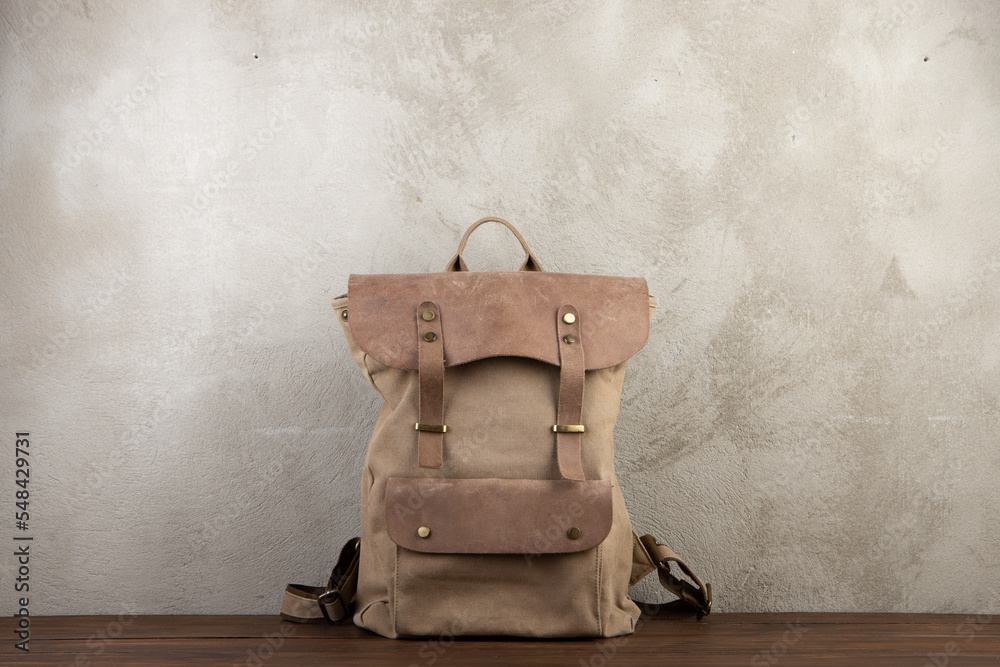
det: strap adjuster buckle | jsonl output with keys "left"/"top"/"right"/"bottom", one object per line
{"left": 316, "top": 588, "right": 349, "bottom": 624}
{"left": 318, "top": 537, "right": 360, "bottom": 624}
{"left": 695, "top": 582, "right": 712, "bottom": 619}
{"left": 414, "top": 422, "right": 448, "bottom": 433}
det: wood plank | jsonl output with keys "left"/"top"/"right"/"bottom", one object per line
{"left": 0, "top": 614, "right": 996, "bottom": 666}
{"left": 14, "top": 611, "right": 1000, "bottom": 638}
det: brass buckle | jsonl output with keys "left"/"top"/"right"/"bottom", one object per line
{"left": 316, "top": 588, "right": 348, "bottom": 624}
{"left": 317, "top": 537, "right": 360, "bottom": 624}
{"left": 698, "top": 583, "right": 713, "bottom": 619}
{"left": 414, "top": 423, "right": 447, "bottom": 433}
{"left": 672, "top": 573, "right": 712, "bottom": 619}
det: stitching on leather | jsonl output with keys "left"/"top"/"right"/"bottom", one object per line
{"left": 392, "top": 544, "right": 399, "bottom": 637}
{"left": 596, "top": 543, "right": 603, "bottom": 636}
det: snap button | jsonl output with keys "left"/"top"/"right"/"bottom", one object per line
{"left": 423, "top": 332, "right": 437, "bottom": 342}
{"left": 422, "top": 309, "right": 436, "bottom": 321}
{"left": 417, "top": 526, "right": 431, "bottom": 538}
{"left": 563, "top": 334, "right": 577, "bottom": 344}
{"left": 341, "top": 310, "right": 348, "bottom": 321}
{"left": 562, "top": 312, "right": 576, "bottom": 324}
{"left": 567, "top": 527, "right": 581, "bottom": 540}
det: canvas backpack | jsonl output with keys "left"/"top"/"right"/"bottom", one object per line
{"left": 281, "top": 218, "right": 712, "bottom": 637}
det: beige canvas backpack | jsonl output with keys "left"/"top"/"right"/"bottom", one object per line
{"left": 281, "top": 218, "right": 712, "bottom": 637}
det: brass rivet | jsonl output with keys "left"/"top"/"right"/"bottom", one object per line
{"left": 563, "top": 334, "right": 576, "bottom": 344}
{"left": 341, "top": 310, "right": 348, "bottom": 321}
{"left": 417, "top": 526, "right": 431, "bottom": 538}
{"left": 567, "top": 527, "right": 581, "bottom": 540}
{"left": 422, "top": 309, "right": 436, "bottom": 321}
{"left": 423, "top": 332, "right": 437, "bottom": 342}
{"left": 562, "top": 312, "right": 576, "bottom": 324}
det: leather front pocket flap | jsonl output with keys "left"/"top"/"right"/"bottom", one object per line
{"left": 385, "top": 477, "right": 613, "bottom": 554}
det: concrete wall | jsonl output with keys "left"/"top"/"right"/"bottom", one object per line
{"left": 1, "top": 0, "right": 998, "bottom": 616}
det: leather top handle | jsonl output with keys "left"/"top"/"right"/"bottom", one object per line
{"left": 445, "top": 217, "right": 544, "bottom": 272}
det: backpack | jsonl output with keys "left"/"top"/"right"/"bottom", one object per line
{"left": 281, "top": 218, "right": 711, "bottom": 637}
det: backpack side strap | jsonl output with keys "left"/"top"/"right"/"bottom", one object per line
{"left": 630, "top": 531, "right": 713, "bottom": 619}
{"left": 281, "top": 537, "right": 361, "bottom": 624}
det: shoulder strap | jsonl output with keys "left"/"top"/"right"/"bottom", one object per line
{"left": 629, "top": 531, "right": 713, "bottom": 619}
{"left": 280, "top": 538, "right": 360, "bottom": 623}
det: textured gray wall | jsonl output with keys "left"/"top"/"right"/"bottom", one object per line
{"left": 1, "top": 0, "right": 998, "bottom": 616}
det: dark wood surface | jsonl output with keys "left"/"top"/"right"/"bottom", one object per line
{"left": 1, "top": 613, "right": 997, "bottom": 666}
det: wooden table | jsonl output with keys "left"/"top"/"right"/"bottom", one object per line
{"left": 2, "top": 613, "right": 997, "bottom": 665}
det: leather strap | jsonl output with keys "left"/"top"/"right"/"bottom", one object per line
{"left": 281, "top": 538, "right": 361, "bottom": 624}
{"left": 445, "top": 217, "right": 544, "bottom": 272}
{"left": 555, "top": 304, "right": 586, "bottom": 480}
{"left": 630, "top": 531, "right": 712, "bottom": 619}
{"left": 416, "top": 301, "right": 445, "bottom": 469}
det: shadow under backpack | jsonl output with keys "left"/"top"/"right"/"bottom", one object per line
{"left": 281, "top": 217, "right": 712, "bottom": 638}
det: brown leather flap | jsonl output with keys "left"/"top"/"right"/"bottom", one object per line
{"left": 347, "top": 272, "right": 650, "bottom": 370}
{"left": 385, "top": 477, "right": 613, "bottom": 554}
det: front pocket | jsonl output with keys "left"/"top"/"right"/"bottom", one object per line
{"left": 385, "top": 477, "right": 612, "bottom": 637}
{"left": 393, "top": 545, "right": 603, "bottom": 637}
